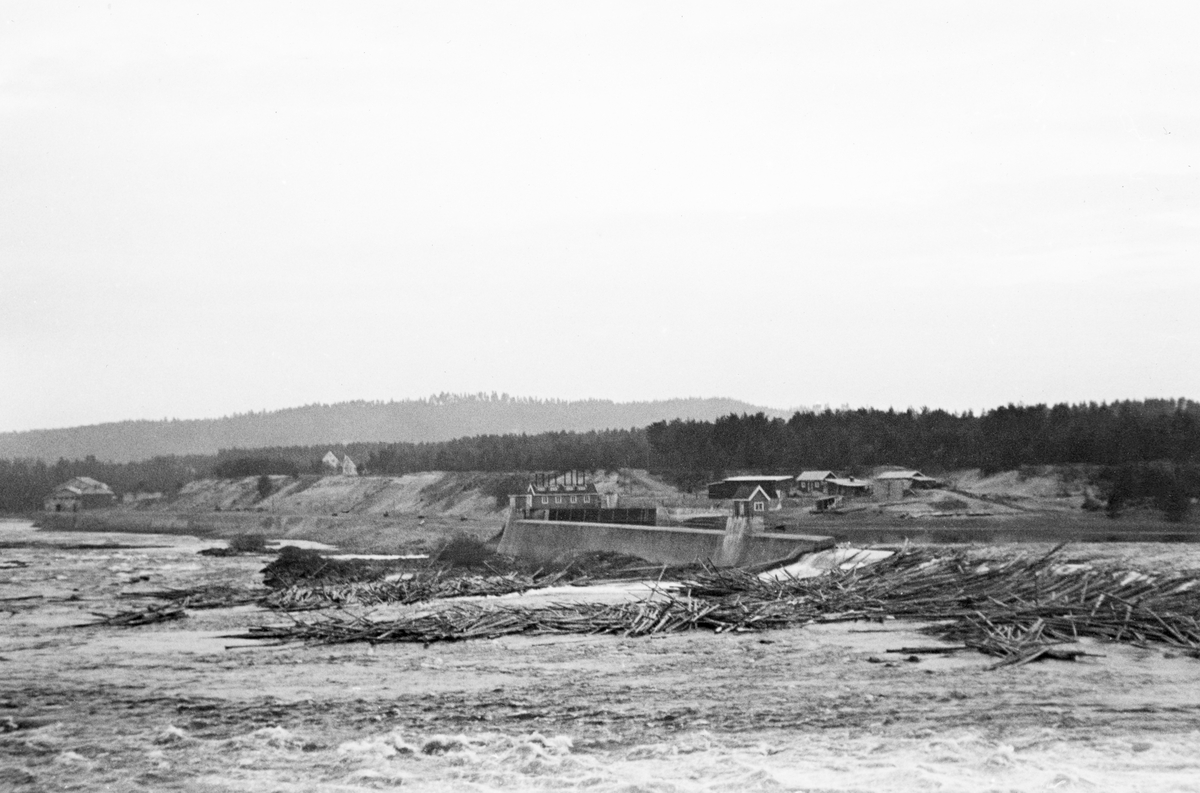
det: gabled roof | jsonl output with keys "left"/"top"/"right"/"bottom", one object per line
{"left": 731, "top": 484, "right": 777, "bottom": 500}
{"left": 797, "top": 470, "right": 837, "bottom": 481}
{"left": 54, "top": 477, "right": 114, "bottom": 495}
{"left": 876, "top": 470, "right": 925, "bottom": 480}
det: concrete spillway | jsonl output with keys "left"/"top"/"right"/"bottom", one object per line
{"left": 498, "top": 516, "right": 834, "bottom": 568}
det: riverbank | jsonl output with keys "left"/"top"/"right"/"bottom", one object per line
{"left": 34, "top": 510, "right": 500, "bottom": 555}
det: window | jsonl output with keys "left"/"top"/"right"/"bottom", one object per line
{"left": 541, "top": 496, "right": 548, "bottom": 504}
{"left": 555, "top": 496, "right": 562, "bottom": 503}
{"left": 570, "top": 496, "right": 577, "bottom": 503}
{"left": 753, "top": 501, "right": 765, "bottom": 512}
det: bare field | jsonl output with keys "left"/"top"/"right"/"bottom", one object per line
{"left": 4, "top": 518, "right": 1200, "bottom": 791}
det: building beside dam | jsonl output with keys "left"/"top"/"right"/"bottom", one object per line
{"left": 501, "top": 472, "right": 834, "bottom": 568}
{"left": 508, "top": 472, "right": 657, "bottom": 526}
{"left": 730, "top": 484, "right": 780, "bottom": 516}
{"left": 515, "top": 472, "right": 603, "bottom": 510}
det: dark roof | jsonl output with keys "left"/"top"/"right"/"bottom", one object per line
{"left": 731, "top": 483, "right": 778, "bottom": 500}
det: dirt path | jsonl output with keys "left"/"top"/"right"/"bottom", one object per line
{"left": 4, "top": 519, "right": 1200, "bottom": 791}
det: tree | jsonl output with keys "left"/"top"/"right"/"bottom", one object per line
{"left": 1160, "top": 483, "right": 1191, "bottom": 523}
{"left": 256, "top": 475, "right": 273, "bottom": 500}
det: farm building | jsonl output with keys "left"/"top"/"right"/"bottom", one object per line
{"left": 707, "top": 475, "right": 795, "bottom": 500}
{"left": 873, "top": 470, "right": 940, "bottom": 500}
{"left": 796, "top": 471, "right": 837, "bottom": 494}
{"left": 322, "top": 451, "right": 340, "bottom": 472}
{"left": 340, "top": 455, "right": 358, "bottom": 476}
{"left": 731, "top": 484, "right": 780, "bottom": 517}
{"left": 43, "top": 477, "right": 117, "bottom": 512}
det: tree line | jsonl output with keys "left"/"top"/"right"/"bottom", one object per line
{"left": 646, "top": 400, "right": 1198, "bottom": 476}
{"left": 2, "top": 399, "right": 1196, "bottom": 514}
{"left": 0, "top": 455, "right": 210, "bottom": 513}
{"left": 645, "top": 400, "right": 1200, "bottom": 516}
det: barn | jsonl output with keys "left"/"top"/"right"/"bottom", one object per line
{"left": 43, "top": 477, "right": 117, "bottom": 512}
{"left": 872, "top": 470, "right": 940, "bottom": 500}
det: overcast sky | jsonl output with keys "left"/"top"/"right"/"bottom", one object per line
{"left": 1, "top": 1, "right": 1197, "bottom": 432}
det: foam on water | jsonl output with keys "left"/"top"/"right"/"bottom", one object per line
{"left": 320, "top": 727, "right": 1200, "bottom": 792}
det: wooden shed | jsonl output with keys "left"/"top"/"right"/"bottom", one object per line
{"left": 43, "top": 477, "right": 116, "bottom": 512}
{"left": 873, "top": 470, "right": 940, "bottom": 500}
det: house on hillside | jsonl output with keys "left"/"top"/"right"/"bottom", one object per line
{"left": 44, "top": 477, "right": 117, "bottom": 512}
{"left": 340, "top": 455, "right": 358, "bottom": 476}
{"left": 872, "top": 470, "right": 940, "bottom": 500}
{"left": 731, "top": 484, "right": 781, "bottom": 517}
{"left": 707, "top": 475, "right": 795, "bottom": 500}
{"left": 322, "top": 451, "right": 340, "bottom": 472}
{"left": 796, "top": 471, "right": 837, "bottom": 494}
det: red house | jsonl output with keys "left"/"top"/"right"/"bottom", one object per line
{"left": 731, "top": 484, "right": 778, "bottom": 517}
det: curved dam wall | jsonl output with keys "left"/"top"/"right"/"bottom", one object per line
{"left": 499, "top": 518, "right": 834, "bottom": 568}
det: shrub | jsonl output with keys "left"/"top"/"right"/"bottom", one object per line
{"left": 260, "top": 546, "right": 396, "bottom": 587}
{"left": 433, "top": 534, "right": 495, "bottom": 569}
{"left": 228, "top": 534, "right": 269, "bottom": 553}
{"left": 1161, "top": 486, "right": 1192, "bottom": 523}
{"left": 482, "top": 473, "right": 535, "bottom": 508}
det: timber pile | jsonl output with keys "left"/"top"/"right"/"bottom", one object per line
{"left": 684, "top": 544, "right": 1200, "bottom": 665}
{"left": 77, "top": 603, "right": 186, "bottom": 627}
{"left": 225, "top": 594, "right": 793, "bottom": 645}
{"left": 261, "top": 546, "right": 409, "bottom": 588}
{"left": 225, "top": 545, "right": 1200, "bottom": 666}
{"left": 128, "top": 584, "right": 267, "bottom": 610}
{"left": 262, "top": 570, "right": 570, "bottom": 611}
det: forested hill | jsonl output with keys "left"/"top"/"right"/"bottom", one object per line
{"left": 0, "top": 395, "right": 792, "bottom": 464}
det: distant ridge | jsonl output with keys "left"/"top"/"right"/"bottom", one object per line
{"left": 0, "top": 395, "right": 796, "bottom": 463}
